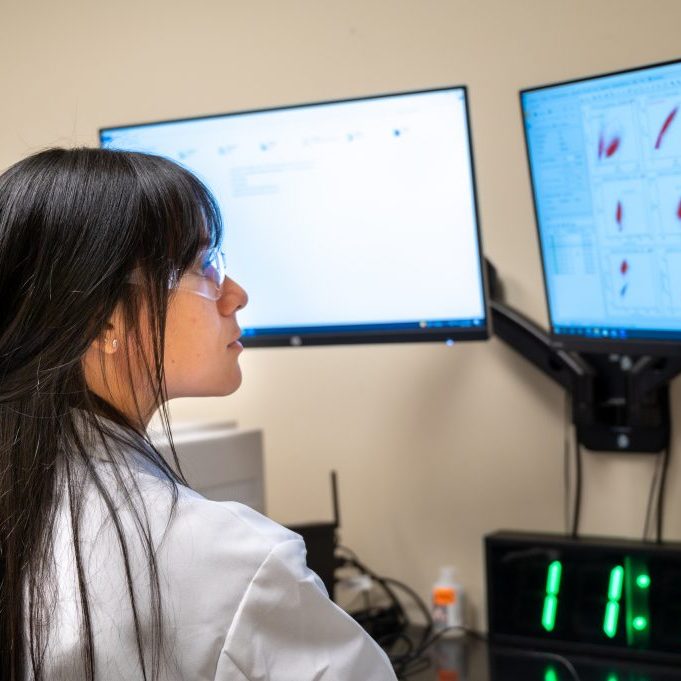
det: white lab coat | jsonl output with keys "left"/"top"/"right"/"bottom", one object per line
{"left": 41, "top": 420, "right": 397, "bottom": 680}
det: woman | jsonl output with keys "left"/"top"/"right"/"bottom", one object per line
{"left": 0, "top": 148, "right": 396, "bottom": 680}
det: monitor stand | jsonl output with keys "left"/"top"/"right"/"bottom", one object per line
{"left": 487, "top": 260, "right": 681, "bottom": 453}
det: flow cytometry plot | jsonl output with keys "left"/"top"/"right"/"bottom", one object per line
{"left": 655, "top": 107, "right": 678, "bottom": 150}
{"left": 608, "top": 252, "right": 657, "bottom": 309}
{"left": 647, "top": 99, "right": 681, "bottom": 160}
{"left": 600, "top": 179, "right": 650, "bottom": 237}
{"left": 585, "top": 105, "right": 640, "bottom": 170}
{"left": 654, "top": 174, "right": 681, "bottom": 234}
{"left": 599, "top": 131, "right": 621, "bottom": 160}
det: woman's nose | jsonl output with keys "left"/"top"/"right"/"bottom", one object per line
{"left": 218, "top": 277, "right": 248, "bottom": 315}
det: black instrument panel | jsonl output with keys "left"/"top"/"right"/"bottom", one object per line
{"left": 486, "top": 531, "right": 681, "bottom": 665}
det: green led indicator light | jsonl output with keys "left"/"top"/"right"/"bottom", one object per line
{"left": 606, "top": 674, "right": 619, "bottom": 681}
{"left": 603, "top": 565, "right": 624, "bottom": 639}
{"left": 632, "top": 616, "right": 648, "bottom": 631}
{"left": 542, "top": 595, "right": 558, "bottom": 632}
{"left": 636, "top": 574, "right": 651, "bottom": 589}
{"left": 608, "top": 566, "right": 624, "bottom": 601}
{"left": 604, "top": 601, "right": 620, "bottom": 638}
{"left": 624, "top": 556, "right": 651, "bottom": 647}
{"left": 544, "top": 667, "right": 559, "bottom": 681}
{"left": 547, "top": 561, "right": 562, "bottom": 595}
{"left": 542, "top": 561, "right": 563, "bottom": 632}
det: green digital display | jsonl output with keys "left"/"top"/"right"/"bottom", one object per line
{"left": 603, "top": 565, "right": 624, "bottom": 638}
{"left": 544, "top": 666, "right": 559, "bottom": 681}
{"left": 486, "top": 531, "right": 681, "bottom": 662}
{"left": 542, "top": 560, "right": 562, "bottom": 632}
{"left": 636, "top": 574, "right": 651, "bottom": 589}
{"left": 624, "top": 556, "right": 651, "bottom": 649}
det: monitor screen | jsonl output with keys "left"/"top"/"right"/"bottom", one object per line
{"left": 522, "top": 59, "right": 681, "bottom": 352}
{"left": 100, "top": 88, "right": 488, "bottom": 347}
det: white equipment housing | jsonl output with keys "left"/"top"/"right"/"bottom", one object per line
{"left": 151, "top": 421, "right": 265, "bottom": 514}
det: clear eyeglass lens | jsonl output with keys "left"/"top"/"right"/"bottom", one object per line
{"left": 179, "top": 250, "right": 227, "bottom": 300}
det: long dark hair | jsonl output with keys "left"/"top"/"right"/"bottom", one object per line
{"left": 0, "top": 148, "right": 223, "bottom": 680}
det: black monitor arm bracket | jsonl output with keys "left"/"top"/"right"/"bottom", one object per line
{"left": 487, "top": 261, "right": 681, "bottom": 453}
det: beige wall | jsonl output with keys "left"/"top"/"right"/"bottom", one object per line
{"left": 3, "top": 0, "right": 681, "bottom": 627}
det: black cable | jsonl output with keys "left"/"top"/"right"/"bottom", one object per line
{"left": 395, "top": 655, "right": 431, "bottom": 679}
{"left": 571, "top": 441, "right": 582, "bottom": 538}
{"left": 564, "top": 391, "right": 572, "bottom": 535}
{"left": 643, "top": 450, "right": 663, "bottom": 541}
{"left": 336, "top": 547, "right": 439, "bottom": 675}
{"left": 378, "top": 632, "right": 413, "bottom": 662}
{"left": 377, "top": 576, "right": 433, "bottom": 668}
{"left": 493, "top": 646, "right": 582, "bottom": 681}
{"left": 656, "top": 446, "right": 670, "bottom": 543}
{"left": 336, "top": 554, "right": 409, "bottom": 645}
{"left": 336, "top": 544, "right": 360, "bottom": 562}
{"left": 338, "top": 556, "right": 404, "bottom": 613}
{"left": 336, "top": 547, "right": 487, "bottom": 678}
{"left": 380, "top": 577, "right": 433, "bottom": 631}
{"left": 336, "top": 545, "right": 369, "bottom": 608}
{"left": 562, "top": 389, "right": 582, "bottom": 539}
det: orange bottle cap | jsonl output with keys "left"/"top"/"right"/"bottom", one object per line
{"left": 433, "top": 587, "right": 456, "bottom": 606}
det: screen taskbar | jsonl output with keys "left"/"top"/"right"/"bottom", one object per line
{"left": 554, "top": 326, "right": 681, "bottom": 342}
{"left": 242, "top": 317, "right": 486, "bottom": 337}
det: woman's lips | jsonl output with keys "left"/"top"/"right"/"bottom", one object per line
{"left": 227, "top": 332, "right": 243, "bottom": 349}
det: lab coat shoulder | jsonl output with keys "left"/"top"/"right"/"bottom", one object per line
{"left": 149, "top": 482, "right": 300, "bottom": 671}
{"left": 212, "top": 522, "right": 396, "bottom": 680}
{"left": 162, "top": 484, "right": 301, "bottom": 594}
{"left": 132, "top": 469, "right": 395, "bottom": 680}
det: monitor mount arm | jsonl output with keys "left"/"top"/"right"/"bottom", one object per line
{"left": 487, "top": 260, "right": 681, "bottom": 453}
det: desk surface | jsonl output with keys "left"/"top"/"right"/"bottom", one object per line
{"left": 393, "top": 634, "right": 681, "bottom": 680}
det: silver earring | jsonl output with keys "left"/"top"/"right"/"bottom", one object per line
{"left": 111, "top": 339, "right": 118, "bottom": 351}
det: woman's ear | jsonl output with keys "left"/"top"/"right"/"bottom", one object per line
{"left": 86, "top": 305, "right": 127, "bottom": 358}
{"left": 103, "top": 337, "right": 119, "bottom": 354}
{"left": 87, "top": 324, "right": 119, "bottom": 356}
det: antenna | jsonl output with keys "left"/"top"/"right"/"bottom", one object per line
{"left": 331, "top": 470, "right": 340, "bottom": 529}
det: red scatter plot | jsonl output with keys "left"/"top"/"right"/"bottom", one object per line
{"left": 598, "top": 132, "right": 621, "bottom": 159}
{"left": 606, "top": 138, "right": 620, "bottom": 158}
{"left": 655, "top": 106, "right": 678, "bottom": 150}
{"left": 616, "top": 200, "right": 623, "bottom": 230}
{"left": 620, "top": 259, "right": 629, "bottom": 276}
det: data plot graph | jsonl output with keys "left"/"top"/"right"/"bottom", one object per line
{"left": 655, "top": 106, "right": 677, "bottom": 149}
{"left": 600, "top": 179, "right": 649, "bottom": 236}
{"left": 647, "top": 99, "right": 681, "bottom": 160}
{"left": 608, "top": 252, "right": 657, "bottom": 310}
{"left": 586, "top": 104, "right": 640, "bottom": 171}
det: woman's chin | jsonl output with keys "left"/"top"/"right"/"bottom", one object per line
{"left": 166, "top": 370, "right": 243, "bottom": 400}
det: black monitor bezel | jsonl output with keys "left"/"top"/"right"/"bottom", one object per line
{"left": 100, "top": 86, "right": 490, "bottom": 348}
{"left": 520, "top": 57, "right": 681, "bottom": 357}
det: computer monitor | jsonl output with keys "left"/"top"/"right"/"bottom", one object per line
{"left": 521, "top": 58, "right": 681, "bottom": 354}
{"left": 100, "top": 87, "right": 488, "bottom": 347}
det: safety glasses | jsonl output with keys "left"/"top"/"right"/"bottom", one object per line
{"left": 127, "top": 249, "right": 228, "bottom": 301}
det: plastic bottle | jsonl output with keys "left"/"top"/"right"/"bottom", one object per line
{"left": 431, "top": 566, "right": 464, "bottom": 637}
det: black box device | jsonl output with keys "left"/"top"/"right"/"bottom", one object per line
{"left": 485, "top": 531, "right": 681, "bottom": 665}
